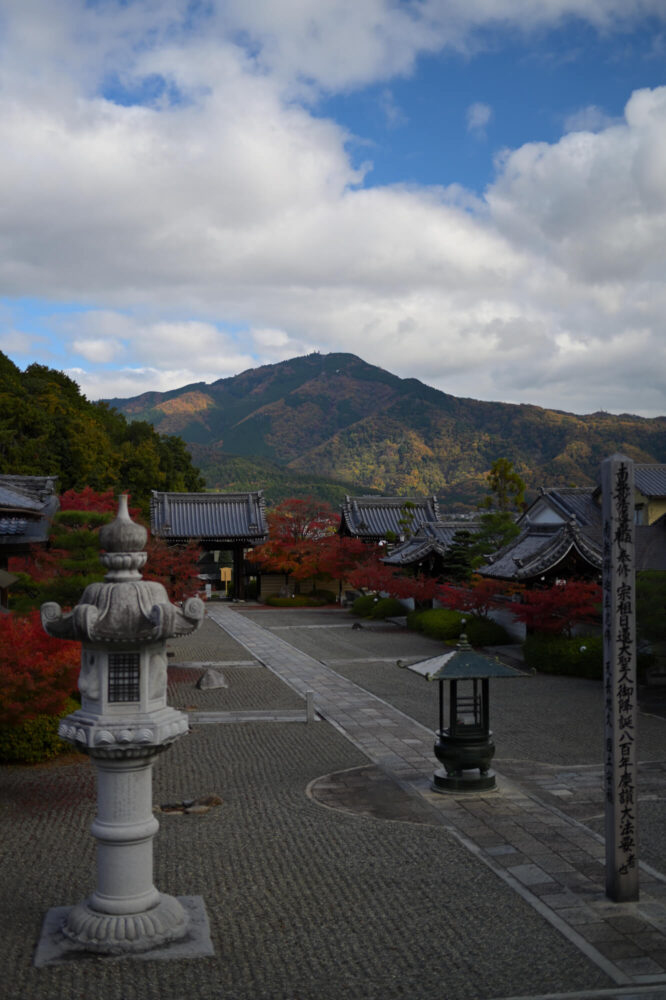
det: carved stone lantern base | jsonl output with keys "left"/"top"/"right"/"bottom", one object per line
{"left": 61, "top": 893, "right": 189, "bottom": 955}
{"left": 34, "top": 896, "right": 213, "bottom": 966}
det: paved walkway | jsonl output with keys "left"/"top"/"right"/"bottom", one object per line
{"left": 207, "top": 604, "right": 666, "bottom": 995}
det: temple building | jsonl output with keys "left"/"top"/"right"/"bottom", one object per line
{"left": 339, "top": 495, "right": 440, "bottom": 544}
{"left": 150, "top": 491, "right": 268, "bottom": 599}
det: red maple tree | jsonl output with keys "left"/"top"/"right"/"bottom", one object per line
{"left": 248, "top": 497, "right": 341, "bottom": 591}
{"left": 0, "top": 610, "right": 80, "bottom": 725}
{"left": 511, "top": 580, "right": 602, "bottom": 636}
{"left": 59, "top": 487, "right": 118, "bottom": 512}
{"left": 437, "top": 575, "right": 509, "bottom": 617}
{"left": 145, "top": 537, "right": 203, "bottom": 601}
{"left": 347, "top": 557, "right": 438, "bottom": 604}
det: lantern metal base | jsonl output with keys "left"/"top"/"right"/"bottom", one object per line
{"left": 432, "top": 767, "right": 497, "bottom": 793}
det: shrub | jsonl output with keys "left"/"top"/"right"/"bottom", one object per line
{"left": 524, "top": 634, "right": 654, "bottom": 681}
{"left": 0, "top": 697, "right": 79, "bottom": 764}
{"left": 465, "top": 616, "right": 512, "bottom": 646}
{"left": 311, "top": 589, "right": 337, "bottom": 604}
{"left": 409, "top": 608, "right": 465, "bottom": 641}
{"left": 523, "top": 635, "right": 604, "bottom": 679}
{"left": 370, "top": 597, "right": 405, "bottom": 620}
{"left": 351, "top": 595, "right": 379, "bottom": 617}
{"left": 265, "top": 594, "right": 328, "bottom": 607}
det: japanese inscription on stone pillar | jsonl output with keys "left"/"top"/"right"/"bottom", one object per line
{"left": 602, "top": 454, "right": 639, "bottom": 902}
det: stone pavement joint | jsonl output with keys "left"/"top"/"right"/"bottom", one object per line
{"left": 207, "top": 604, "right": 666, "bottom": 992}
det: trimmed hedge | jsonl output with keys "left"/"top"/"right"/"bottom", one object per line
{"left": 264, "top": 594, "right": 330, "bottom": 607}
{"left": 408, "top": 608, "right": 465, "bottom": 641}
{"left": 523, "top": 634, "right": 654, "bottom": 680}
{"left": 465, "top": 616, "right": 511, "bottom": 647}
{"left": 0, "top": 698, "right": 79, "bottom": 765}
{"left": 370, "top": 597, "right": 405, "bottom": 620}
{"left": 523, "top": 635, "right": 603, "bottom": 679}
{"left": 407, "top": 609, "right": 511, "bottom": 646}
{"left": 351, "top": 595, "right": 380, "bottom": 617}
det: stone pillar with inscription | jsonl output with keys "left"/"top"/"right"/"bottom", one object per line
{"left": 601, "top": 454, "right": 639, "bottom": 902}
{"left": 40, "top": 495, "right": 206, "bottom": 954}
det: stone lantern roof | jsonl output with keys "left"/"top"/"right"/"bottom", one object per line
{"left": 42, "top": 495, "right": 204, "bottom": 643}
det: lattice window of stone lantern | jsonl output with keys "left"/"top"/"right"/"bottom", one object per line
{"left": 108, "top": 652, "right": 140, "bottom": 702}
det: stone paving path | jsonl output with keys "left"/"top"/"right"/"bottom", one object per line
{"left": 207, "top": 604, "right": 666, "bottom": 994}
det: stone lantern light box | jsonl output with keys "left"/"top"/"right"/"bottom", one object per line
{"left": 36, "top": 495, "right": 212, "bottom": 964}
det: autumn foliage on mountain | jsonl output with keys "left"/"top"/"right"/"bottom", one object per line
{"left": 107, "top": 351, "right": 666, "bottom": 507}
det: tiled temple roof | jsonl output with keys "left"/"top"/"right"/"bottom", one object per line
{"left": 339, "top": 495, "right": 440, "bottom": 541}
{"left": 150, "top": 491, "right": 268, "bottom": 544}
{"left": 634, "top": 465, "right": 666, "bottom": 498}
{"left": 0, "top": 475, "right": 59, "bottom": 550}
{"left": 479, "top": 522, "right": 602, "bottom": 581}
{"left": 532, "top": 487, "right": 601, "bottom": 527}
{"left": 382, "top": 520, "right": 477, "bottom": 567}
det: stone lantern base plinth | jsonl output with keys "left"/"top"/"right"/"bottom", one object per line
{"left": 61, "top": 892, "right": 189, "bottom": 954}
{"left": 34, "top": 896, "right": 213, "bottom": 966}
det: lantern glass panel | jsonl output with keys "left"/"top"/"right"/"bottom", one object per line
{"left": 456, "top": 680, "right": 482, "bottom": 728}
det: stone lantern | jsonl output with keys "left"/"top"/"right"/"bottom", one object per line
{"left": 40, "top": 495, "right": 204, "bottom": 955}
{"left": 399, "top": 635, "right": 523, "bottom": 792}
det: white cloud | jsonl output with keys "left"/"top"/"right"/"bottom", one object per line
{"left": 0, "top": 3, "right": 665, "bottom": 418}
{"left": 466, "top": 101, "right": 492, "bottom": 135}
{"left": 379, "top": 89, "right": 408, "bottom": 129}
{"left": 563, "top": 104, "right": 621, "bottom": 133}
{"left": 0, "top": 329, "right": 40, "bottom": 355}
{"left": 72, "top": 337, "right": 125, "bottom": 363}
{"left": 66, "top": 367, "right": 215, "bottom": 402}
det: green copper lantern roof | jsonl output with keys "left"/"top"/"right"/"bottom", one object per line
{"left": 398, "top": 635, "right": 524, "bottom": 681}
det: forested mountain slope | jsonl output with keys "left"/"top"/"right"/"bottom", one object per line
{"left": 0, "top": 353, "right": 204, "bottom": 510}
{"left": 106, "top": 351, "right": 666, "bottom": 507}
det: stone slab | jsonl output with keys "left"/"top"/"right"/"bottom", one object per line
{"left": 34, "top": 896, "right": 213, "bottom": 967}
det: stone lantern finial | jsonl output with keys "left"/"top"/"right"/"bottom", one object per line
{"left": 98, "top": 493, "right": 148, "bottom": 582}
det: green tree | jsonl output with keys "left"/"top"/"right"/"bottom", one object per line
{"left": 0, "top": 352, "right": 204, "bottom": 508}
{"left": 470, "top": 511, "right": 521, "bottom": 566}
{"left": 482, "top": 458, "right": 526, "bottom": 512}
{"left": 439, "top": 528, "right": 475, "bottom": 583}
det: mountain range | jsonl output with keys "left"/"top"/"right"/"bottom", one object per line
{"left": 106, "top": 352, "right": 666, "bottom": 508}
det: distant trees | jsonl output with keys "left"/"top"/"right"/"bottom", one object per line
{"left": 0, "top": 352, "right": 205, "bottom": 510}
{"left": 483, "top": 457, "right": 526, "bottom": 512}
{"left": 466, "top": 458, "right": 526, "bottom": 566}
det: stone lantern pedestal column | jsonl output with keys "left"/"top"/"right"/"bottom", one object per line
{"left": 63, "top": 747, "right": 187, "bottom": 952}
{"left": 36, "top": 495, "right": 213, "bottom": 962}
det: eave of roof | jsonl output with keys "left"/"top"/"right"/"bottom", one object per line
{"left": 150, "top": 491, "right": 268, "bottom": 543}
{"left": 340, "top": 495, "right": 440, "bottom": 539}
{"left": 634, "top": 464, "right": 666, "bottom": 498}
{"left": 479, "top": 522, "right": 602, "bottom": 581}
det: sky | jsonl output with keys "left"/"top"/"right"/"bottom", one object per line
{"left": 1, "top": 0, "right": 665, "bottom": 418}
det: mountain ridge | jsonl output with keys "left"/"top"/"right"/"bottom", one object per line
{"left": 105, "top": 352, "right": 666, "bottom": 507}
